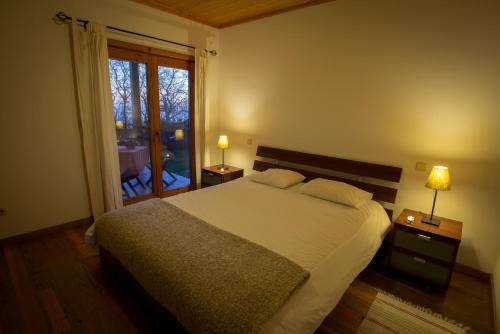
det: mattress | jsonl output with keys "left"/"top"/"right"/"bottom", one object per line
{"left": 165, "top": 176, "right": 391, "bottom": 334}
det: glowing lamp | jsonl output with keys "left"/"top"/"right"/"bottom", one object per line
{"left": 175, "top": 129, "right": 184, "bottom": 140}
{"left": 116, "top": 120, "right": 124, "bottom": 129}
{"left": 217, "top": 135, "right": 229, "bottom": 171}
{"left": 423, "top": 166, "right": 451, "bottom": 226}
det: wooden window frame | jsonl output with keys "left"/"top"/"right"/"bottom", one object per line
{"left": 108, "top": 39, "right": 196, "bottom": 205}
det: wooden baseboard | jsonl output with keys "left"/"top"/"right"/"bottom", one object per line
{"left": 454, "top": 263, "right": 491, "bottom": 282}
{"left": 0, "top": 217, "right": 93, "bottom": 244}
{"left": 491, "top": 274, "right": 499, "bottom": 334}
{"left": 490, "top": 275, "right": 500, "bottom": 334}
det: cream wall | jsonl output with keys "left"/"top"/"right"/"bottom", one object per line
{"left": 0, "top": 0, "right": 219, "bottom": 239}
{"left": 218, "top": 0, "right": 500, "bottom": 272}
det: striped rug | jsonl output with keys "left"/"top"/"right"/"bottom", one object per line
{"left": 357, "top": 291, "right": 467, "bottom": 334}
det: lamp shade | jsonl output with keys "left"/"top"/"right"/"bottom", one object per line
{"left": 425, "top": 166, "right": 451, "bottom": 191}
{"left": 217, "top": 135, "right": 229, "bottom": 149}
{"left": 174, "top": 129, "right": 184, "bottom": 140}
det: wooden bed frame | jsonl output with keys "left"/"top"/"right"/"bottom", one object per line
{"left": 100, "top": 146, "right": 402, "bottom": 331}
{"left": 253, "top": 146, "right": 402, "bottom": 219}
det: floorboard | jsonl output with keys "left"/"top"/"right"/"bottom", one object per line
{"left": 0, "top": 244, "right": 24, "bottom": 334}
{"left": 0, "top": 224, "right": 494, "bottom": 334}
{"left": 3, "top": 242, "right": 51, "bottom": 333}
{"left": 353, "top": 268, "right": 493, "bottom": 334}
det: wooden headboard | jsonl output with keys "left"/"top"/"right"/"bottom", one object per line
{"left": 253, "top": 146, "right": 402, "bottom": 219}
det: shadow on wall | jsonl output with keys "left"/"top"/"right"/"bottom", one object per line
{"left": 458, "top": 244, "right": 481, "bottom": 272}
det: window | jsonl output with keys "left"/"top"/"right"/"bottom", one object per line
{"left": 108, "top": 40, "right": 195, "bottom": 204}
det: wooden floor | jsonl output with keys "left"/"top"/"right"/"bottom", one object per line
{"left": 0, "top": 224, "right": 494, "bottom": 334}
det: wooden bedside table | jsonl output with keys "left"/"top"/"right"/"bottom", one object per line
{"left": 201, "top": 165, "right": 244, "bottom": 188}
{"left": 387, "top": 209, "right": 462, "bottom": 289}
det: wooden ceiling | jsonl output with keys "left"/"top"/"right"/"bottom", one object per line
{"left": 133, "top": 0, "right": 335, "bottom": 28}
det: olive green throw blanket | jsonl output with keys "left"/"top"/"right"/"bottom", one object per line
{"left": 96, "top": 199, "right": 310, "bottom": 333}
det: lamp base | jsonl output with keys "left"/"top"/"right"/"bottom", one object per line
{"left": 422, "top": 215, "right": 440, "bottom": 226}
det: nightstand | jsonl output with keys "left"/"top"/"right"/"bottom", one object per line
{"left": 387, "top": 209, "right": 462, "bottom": 289}
{"left": 201, "top": 165, "right": 244, "bottom": 188}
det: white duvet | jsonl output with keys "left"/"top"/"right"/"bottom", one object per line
{"left": 165, "top": 177, "right": 391, "bottom": 334}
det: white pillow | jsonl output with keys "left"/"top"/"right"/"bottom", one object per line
{"left": 250, "top": 169, "right": 305, "bottom": 189}
{"left": 300, "top": 178, "right": 373, "bottom": 208}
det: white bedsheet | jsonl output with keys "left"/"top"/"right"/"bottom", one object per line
{"left": 165, "top": 177, "right": 391, "bottom": 334}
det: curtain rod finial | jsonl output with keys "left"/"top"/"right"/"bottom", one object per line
{"left": 54, "top": 11, "right": 68, "bottom": 24}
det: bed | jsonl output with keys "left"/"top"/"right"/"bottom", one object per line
{"left": 96, "top": 146, "right": 402, "bottom": 334}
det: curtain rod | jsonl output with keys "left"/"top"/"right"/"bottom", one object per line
{"left": 54, "top": 11, "right": 217, "bottom": 56}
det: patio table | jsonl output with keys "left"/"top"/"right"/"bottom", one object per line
{"left": 118, "top": 145, "right": 149, "bottom": 175}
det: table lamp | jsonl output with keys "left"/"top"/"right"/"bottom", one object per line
{"left": 217, "top": 135, "right": 229, "bottom": 171}
{"left": 423, "top": 165, "right": 451, "bottom": 226}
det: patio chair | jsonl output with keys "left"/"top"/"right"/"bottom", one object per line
{"left": 145, "top": 151, "right": 177, "bottom": 187}
{"left": 121, "top": 168, "right": 146, "bottom": 198}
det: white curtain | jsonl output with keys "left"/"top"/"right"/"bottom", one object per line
{"left": 70, "top": 20, "right": 122, "bottom": 241}
{"left": 194, "top": 49, "right": 210, "bottom": 186}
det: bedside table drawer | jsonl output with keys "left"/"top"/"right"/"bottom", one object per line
{"left": 202, "top": 171, "right": 222, "bottom": 185}
{"left": 222, "top": 169, "right": 243, "bottom": 182}
{"left": 201, "top": 165, "right": 244, "bottom": 189}
{"left": 390, "top": 250, "right": 450, "bottom": 286}
{"left": 394, "top": 228, "right": 456, "bottom": 263}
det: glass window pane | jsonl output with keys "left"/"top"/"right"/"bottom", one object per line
{"left": 109, "top": 58, "right": 153, "bottom": 199}
{"left": 157, "top": 65, "right": 191, "bottom": 191}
